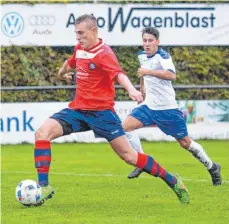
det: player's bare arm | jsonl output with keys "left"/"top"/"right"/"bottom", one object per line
{"left": 137, "top": 68, "right": 176, "bottom": 80}
{"left": 116, "top": 73, "right": 143, "bottom": 103}
{"left": 58, "top": 60, "right": 75, "bottom": 82}
{"left": 140, "top": 77, "right": 145, "bottom": 98}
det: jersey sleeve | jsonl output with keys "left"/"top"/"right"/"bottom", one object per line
{"left": 159, "top": 55, "right": 176, "bottom": 74}
{"left": 67, "top": 46, "right": 77, "bottom": 69}
{"left": 137, "top": 55, "right": 143, "bottom": 67}
{"left": 99, "top": 52, "right": 125, "bottom": 80}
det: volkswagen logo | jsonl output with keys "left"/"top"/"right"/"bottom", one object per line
{"left": 1, "top": 12, "right": 24, "bottom": 38}
{"left": 29, "top": 15, "right": 55, "bottom": 26}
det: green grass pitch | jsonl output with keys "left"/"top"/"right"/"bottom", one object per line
{"left": 1, "top": 140, "right": 229, "bottom": 224}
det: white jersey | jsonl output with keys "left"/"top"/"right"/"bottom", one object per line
{"left": 138, "top": 48, "right": 178, "bottom": 110}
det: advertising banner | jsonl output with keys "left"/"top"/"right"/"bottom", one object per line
{"left": 1, "top": 3, "right": 229, "bottom": 46}
{"left": 1, "top": 101, "right": 229, "bottom": 144}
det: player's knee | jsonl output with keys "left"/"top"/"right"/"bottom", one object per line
{"left": 35, "top": 127, "right": 50, "bottom": 141}
{"left": 179, "top": 141, "right": 187, "bottom": 149}
{"left": 179, "top": 139, "right": 191, "bottom": 149}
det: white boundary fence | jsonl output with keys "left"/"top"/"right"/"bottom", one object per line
{"left": 1, "top": 100, "right": 229, "bottom": 144}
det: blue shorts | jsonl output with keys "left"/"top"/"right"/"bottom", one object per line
{"left": 130, "top": 105, "right": 188, "bottom": 139}
{"left": 50, "top": 108, "right": 125, "bottom": 142}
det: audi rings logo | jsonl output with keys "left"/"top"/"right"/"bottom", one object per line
{"left": 1, "top": 12, "right": 24, "bottom": 37}
{"left": 29, "top": 15, "right": 56, "bottom": 26}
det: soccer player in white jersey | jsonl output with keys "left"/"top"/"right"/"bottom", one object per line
{"left": 123, "top": 27, "right": 222, "bottom": 186}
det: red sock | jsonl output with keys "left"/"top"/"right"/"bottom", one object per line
{"left": 34, "top": 140, "right": 51, "bottom": 186}
{"left": 136, "top": 153, "right": 177, "bottom": 187}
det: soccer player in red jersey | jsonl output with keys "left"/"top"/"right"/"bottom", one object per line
{"left": 33, "top": 14, "right": 189, "bottom": 206}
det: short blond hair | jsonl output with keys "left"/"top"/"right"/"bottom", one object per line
{"left": 75, "top": 14, "right": 97, "bottom": 29}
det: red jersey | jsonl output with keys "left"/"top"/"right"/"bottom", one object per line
{"left": 67, "top": 38, "right": 125, "bottom": 111}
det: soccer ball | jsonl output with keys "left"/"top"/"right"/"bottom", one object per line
{"left": 15, "top": 180, "right": 41, "bottom": 206}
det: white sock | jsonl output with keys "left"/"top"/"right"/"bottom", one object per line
{"left": 188, "top": 140, "right": 213, "bottom": 170}
{"left": 126, "top": 131, "right": 144, "bottom": 153}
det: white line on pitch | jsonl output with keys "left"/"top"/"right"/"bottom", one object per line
{"left": 1, "top": 171, "right": 229, "bottom": 184}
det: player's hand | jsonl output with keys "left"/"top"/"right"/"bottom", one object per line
{"left": 140, "top": 90, "right": 146, "bottom": 101}
{"left": 137, "top": 68, "right": 149, "bottom": 77}
{"left": 129, "top": 89, "right": 143, "bottom": 103}
{"left": 62, "top": 72, "right": 74, "bottom": 83}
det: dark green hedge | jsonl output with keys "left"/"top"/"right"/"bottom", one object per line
{"left": 2, "top": 1, "right": 228, "bottom": 4}
{"left": 1, "top": 45, "right": 229, "bottom": 102}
